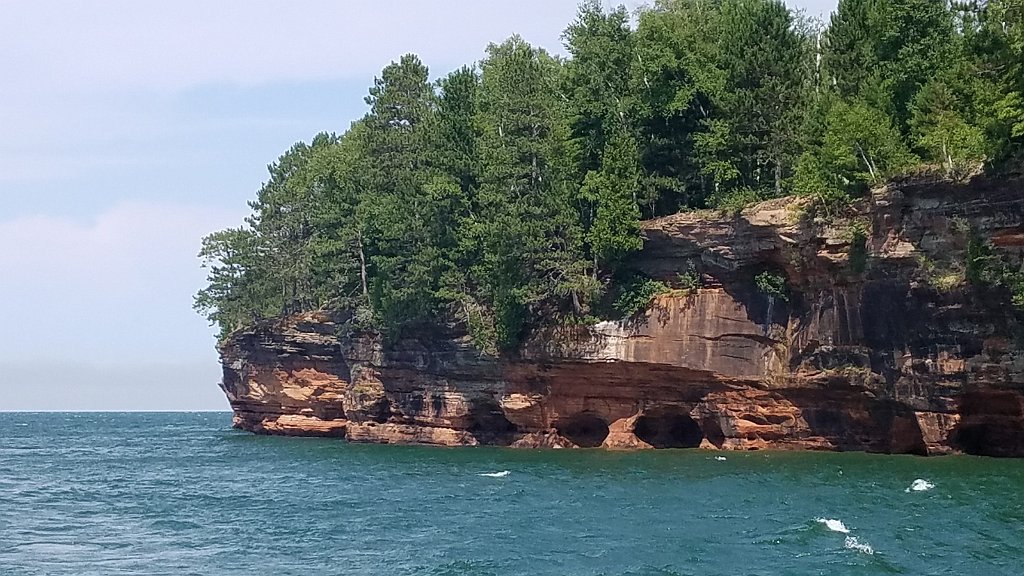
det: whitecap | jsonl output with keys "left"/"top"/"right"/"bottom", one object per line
{"left": 844, "top": 535, "right": 874, "bottom": 555}
{"left": 905, "top": 479, "right": 934, "bottom": 493}
{"left": 816, "top": 518, "right": 850, "bottom": 533}
{"left": 715, "top": 456, "right": 727, "bottom": 461}
{"left": 478, "top": 471, "right": 510, "bottom": 478}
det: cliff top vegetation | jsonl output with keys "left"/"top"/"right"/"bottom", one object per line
{"left": 196, "top": 0, "right": 1024, "bottom": 351}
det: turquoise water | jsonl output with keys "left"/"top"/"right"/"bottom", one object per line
{"left": 1, "top": 413, "right": 1022, "bottom": 575}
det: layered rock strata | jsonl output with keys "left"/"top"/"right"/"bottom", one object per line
{"left": 219, "top": 174, "right": 1024, "bottom": 456}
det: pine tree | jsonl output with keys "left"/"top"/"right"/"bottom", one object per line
{"left": 822, "top": 0, "right": 878, "bottom": 98}
{"left": 718, "top": 0, "right": 812, "bottom": 196}
{"left": 358, "top": 54, "right": 461, "bottom": 338}
{"left": 472, "top": 37, "right": 589, "bottom": 348}
{"left": 585, "top": 127, "right": 644, "bottom": 271}
{"left": 194, "top": 228, "right": 271, "bottom": 339}
{"left": 631, "top": 0, "right": 725, "bottom": 213}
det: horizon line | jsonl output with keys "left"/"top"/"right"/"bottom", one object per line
{"left": 0, "top": 409, "right": 232, "bottom": 414}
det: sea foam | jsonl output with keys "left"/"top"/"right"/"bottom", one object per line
{"left": 817, "top": 518, "right": 875, "bottom": 555}
{"left": 906, "top": 479, "right": 934, "bottom": 493}
{"left": 844, "top": 535, "right": 874, "bottom": 555}
{"left": 478, "top": 471, "right": 510, "bottom": 478}
{"left": 816, "top": 518, "right": 850, "bottom": 533}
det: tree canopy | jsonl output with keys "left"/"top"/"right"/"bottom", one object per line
{"left": 196, "top": 0, "right": 1024, "bottom": 348}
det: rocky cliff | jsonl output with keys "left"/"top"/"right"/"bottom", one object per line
{"left": 219, "top": 174, "right": 1024, "bottom": 456}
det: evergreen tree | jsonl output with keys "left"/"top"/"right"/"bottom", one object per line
{"left": 718, "top": 0, "right": 812, "bottom": 195}
{"left": 358, "top": 54, "right": 461, "bottom": 337}
{"left": 822, "top": 0, "right": 877, "bottom": 98}
{"left": 564, "top": 2, "right": 644, "bottom": 275}
{"left": 824, "top": 0, "right": 954, "bottom": 132}
{"left": 631, "top": 0, "right": 725, "bottom": 213}
{"left": 563, "top": 1, "right": 636, "bottom": 175}
{"left": 194, "top": 228, "right": 271, "bottom": 338}
{"left": 471, "top": 37, "right": 590, "bottom": 348}
{"left": 306, "top": 126, "right": 373, "bottom": 314}
{"left": 585, "top": 127, "right": 644, "bottom": 271}
{"left": 245, "top": 133, "right": 341, "bottom": 315}
{"left": 194, "top": 0, "right": 1024, "bottom": 344}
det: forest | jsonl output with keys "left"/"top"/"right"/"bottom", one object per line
{"left": 196, "top": 0, "right": 1024, "bottom": 351}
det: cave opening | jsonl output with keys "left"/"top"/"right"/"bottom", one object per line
{"left": 952, "top": 423, "right": 998, "bottom": 456}
{"left": 467, "top": 398, "right": 518, "bottom": 445}
{"left": 634, "top": 412, "right": 704, "bottom": 448}
{"left": 556, "top": 413, "right": 610, "bottom": 448}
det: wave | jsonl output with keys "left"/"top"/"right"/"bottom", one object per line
{"left": 817, "top": 518, "right": 874, "bottom": 555}
{"left": 906, "top": 479, "right": 934, "bottom": 493}
{"left": 478, "top": 471, "right": 510, "bottom": 478}
{"left": 816, "top": 518, "right": 850, "bottom": 533}
{"left": 844, "top": 535, "right": 874, "bottom": 555}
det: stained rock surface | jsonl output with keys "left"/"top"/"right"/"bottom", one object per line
{"left": 219, "top": 174, "right": 1024, "bottom": 455}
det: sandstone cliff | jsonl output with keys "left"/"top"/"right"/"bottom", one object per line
{"left": 219, "top": 174, "right": 1024, "bottom": 456}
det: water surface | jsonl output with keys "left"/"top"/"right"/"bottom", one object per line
{"left": 1, "top": 412, "right": 1021, "bottom": 575}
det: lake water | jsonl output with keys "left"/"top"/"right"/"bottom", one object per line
{"left": 1, "top": 412, "right": 1022, "bottom": 575}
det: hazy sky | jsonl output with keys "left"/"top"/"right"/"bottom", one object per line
{"left": 1, "top": 0, "right": 838, "bottom": 411}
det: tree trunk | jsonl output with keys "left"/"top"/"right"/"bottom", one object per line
{"left": 358, "top": 233, "right": 369, "bottom": 304}
{"left": 943, "top": 138, "right": 952, "bottom": 176}
{"left": 856, "top": 142, "right": 876, "bottom": 180}
{"left": 774, "top": 156, "right": 783, "bottom": 197}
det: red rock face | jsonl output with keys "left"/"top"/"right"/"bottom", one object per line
{"left": 219, "top": 174, "right": 1024, "bottom": 456}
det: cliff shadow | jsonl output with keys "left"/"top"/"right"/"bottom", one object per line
{"left": 467, "top": 396, "right": 519, "bottom": 446}
{"left": 555, "top": 413, "right": 610, "bottom": 448}
{"left": 949, "top": 389, "right": 1024, "bottom": 457}
{"left": 781, "top": 390, "right": 929, "bottom": 454}
{"left": 633, "top": 409, "right": 703, "bottom": 448}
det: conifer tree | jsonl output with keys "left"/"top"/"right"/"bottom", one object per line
{"left": 471, "top": 37, "right": 589, "bottom": 348}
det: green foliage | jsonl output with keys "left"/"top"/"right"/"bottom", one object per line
{"left": 677, "top": 268, "right": 702, "bottom": 292}
{"left": 967, "top": 228, "right": 1024, "bottom": 309}
{"left": 718, "top": 0, "right": 813, "bottom": 195}
{"left": 822, "top": 0, "right": 877, "bottom": 99}
{"left": 825, "top": 100, "right": 917, "bottom": 185}
{"left": 847, "top": 222, "right": 869, "bottom": 274}
{"left": 563, "top": 0, "right": 636, "bottom": 175}
{"left": 195, "top": 0, "right": 1024, "bottom": 347}
{"left": 910, "top": 79, "right": 986, "bottom": 177}
{"left": 988, "top": 1, "right": 1024, "bottom": 146}
{"left": 916, "top": 252, "right": 965, "bottom": 293}
{"left": 613, "top": 277, "right": 671, "bottom": 318}
{"left": 791, "top": 150, "right": 850, "bottom": 212}
{"left": 709, "top": 186, "right": 763, "bottom": 215}
{"left": 824, "top": 0, "right": 955, "bottom": 131}
{"left": 194, "top": 228, "right": 269, "bottom": 340}
{"left": 468, "top": 36, "right": 590, "bottom": 349}
{"left": 584, "top": 129, "right": 644, "bottom": 270}
{"left": 755, "top": 271, "right": 789, "bottom": 301}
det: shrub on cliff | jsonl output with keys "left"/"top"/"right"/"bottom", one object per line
{"left": 613, "top": 278, "right": 671, "bottom": 319}
{"left": 755, "top": 271, "right": 789, "bottom": 302}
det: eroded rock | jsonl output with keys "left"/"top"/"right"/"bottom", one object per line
{"left": 218, "top": 174, "right": 1024, "bottom": 456}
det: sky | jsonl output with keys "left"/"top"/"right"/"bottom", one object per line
{"left": 1, "top": 0, "right": 837, "bottom": 411}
